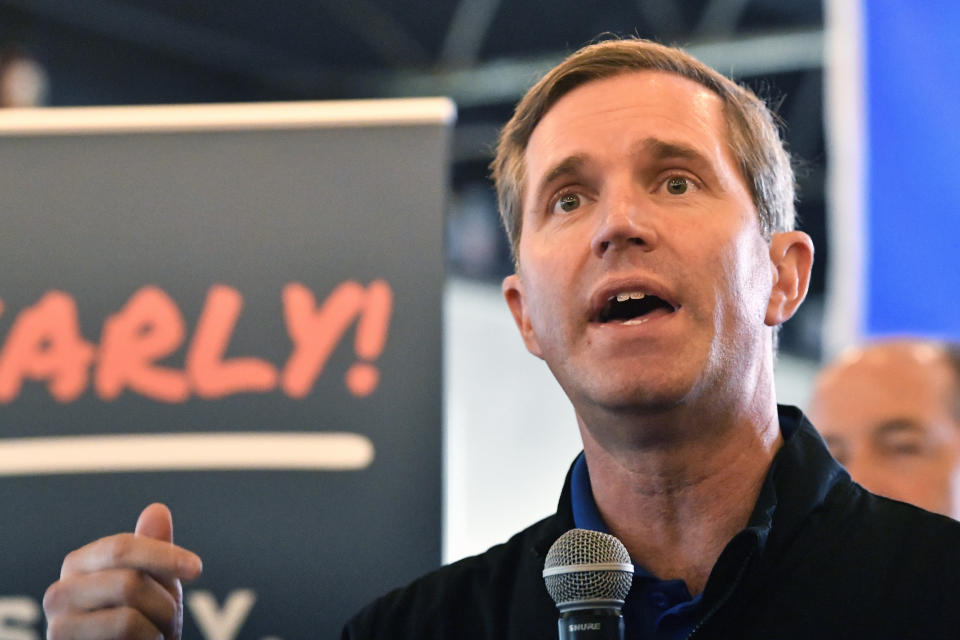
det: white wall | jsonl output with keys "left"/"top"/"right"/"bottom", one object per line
{"left": 442, "top": 277, "right": 818, "bottom": 563}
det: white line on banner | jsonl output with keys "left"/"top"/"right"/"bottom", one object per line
{"left": 0, "top": 432, "right": 375, "bottom": 475}
{"left": 0, "top": 98, "right": 456, "bottom": 135}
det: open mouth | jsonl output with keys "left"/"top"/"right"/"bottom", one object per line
{"left": 595, "top": 292, "right": 677, "bottom": 325}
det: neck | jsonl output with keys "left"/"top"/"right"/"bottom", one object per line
{"left": 576, "top": 398, "right": 782, "bottom": 596}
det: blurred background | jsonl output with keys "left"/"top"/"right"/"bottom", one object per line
{"left": 0, "top": 0, "right": 830, "bottom": 562}
{"left": 0, "top": 1, "right": 839, "bottom": 562}
{"left": 3, "top": 4, "right": 959, "bottom": 630}
{"left": 0, "top": 1, "right": 827, "bottom": 357}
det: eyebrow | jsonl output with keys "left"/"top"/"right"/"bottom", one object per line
{"left": 638, "top": 138, "right": 705, "bottom": 161}
{"left": 532, "top": 154, "right": 588, "bottom": 203}
{"left": 873, "top": 419, "right": 925, "bottom": 438}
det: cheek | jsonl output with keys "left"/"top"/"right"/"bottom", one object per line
{"left": 927, "top": 450, "right": 960, "bottom": 481}
{"left": 693, "top": 233, "right": 772, "bottom": 368}
{"left": 885, "top": 452, "right": 952, "bottom": 490}
{"left": 702, "top": 242, "right": 765, "bottom": 323}
{"left": 727, "top": 235, "right": 774, "bottom": 319}
{"left": 521, "top": 274, "right": 566, "bottom": 344}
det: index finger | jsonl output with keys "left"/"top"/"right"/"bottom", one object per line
{"left": 61, "top": 533, "right": 203, "bottom": 582}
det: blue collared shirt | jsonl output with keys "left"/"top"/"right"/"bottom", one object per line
{"left": 570, "top": 454, "right": 703, "bottom": 640}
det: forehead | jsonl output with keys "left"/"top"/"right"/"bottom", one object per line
{"left": 524, "top": 70, "right": 731, "bottom": 176}
{"left": 812, "top": 346, "right": 957, "bottom": 433}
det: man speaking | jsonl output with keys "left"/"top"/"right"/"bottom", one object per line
{"left": 43, "top": 38, "right": 960, "bottom": 639}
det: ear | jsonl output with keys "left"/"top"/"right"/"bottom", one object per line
{"left": 765, "top": 231, "right": 814, "bottom": 326}
{"left": 502, "top": 273, "right": 544, "bottom": 359}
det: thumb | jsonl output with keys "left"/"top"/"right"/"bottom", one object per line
{"left": 135, "top": 502, "right": 174, "bottom": 543}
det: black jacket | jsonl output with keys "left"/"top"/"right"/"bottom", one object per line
{"left": 343, "top": 406, "right": 960, "bottom": 639}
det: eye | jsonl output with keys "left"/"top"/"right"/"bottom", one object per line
{"left": 882, "top": 440, "right": 925, "bottom": 457}
{"left": 877, "top": 432, "right": 928, "bottom": 458}
{"left": 665, "top": 176, "right": 696, "bottom": 195}
{"left": 552, "top": 192, "right": 582, "bottom": 214}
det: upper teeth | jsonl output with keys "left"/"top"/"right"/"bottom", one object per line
{"left": 615, "top": 291, "right": 646, "bottom": 302}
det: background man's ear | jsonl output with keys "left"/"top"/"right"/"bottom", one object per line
{"left": 502, "top": 274, "right": 544, "bottom": 359}
{"left": 765, "top": 231, "right": 814, "bottom": 327}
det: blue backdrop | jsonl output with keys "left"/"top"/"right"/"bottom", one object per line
{"left": 865, "top": 1, "right": 960, "bottom": 339}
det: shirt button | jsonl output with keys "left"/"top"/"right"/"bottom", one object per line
{"left": 648, "top": 591, "right": 669, "bottom": 608}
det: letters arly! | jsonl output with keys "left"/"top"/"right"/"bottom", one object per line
{"left": 0, "top": 280, "right": 393, "bottom": 403}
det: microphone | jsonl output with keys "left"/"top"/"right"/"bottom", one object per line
{"left": 543, "top": 528, "right": 634, "bottom": 639}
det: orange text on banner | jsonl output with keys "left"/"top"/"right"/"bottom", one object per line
{"left": 0, "top": 280, "right": 393, "bottom": 404}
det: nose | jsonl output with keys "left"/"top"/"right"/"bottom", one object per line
{"left": 589, "top": 182, "right": 658, "bottom": 258}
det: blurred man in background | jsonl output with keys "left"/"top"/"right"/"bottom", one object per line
{"left": 809, "top": 339, "right": 960, "bottom": 518}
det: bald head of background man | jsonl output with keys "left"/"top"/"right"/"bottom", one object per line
{"left": 809, "top": 339, "right": 960, "bottom": 518}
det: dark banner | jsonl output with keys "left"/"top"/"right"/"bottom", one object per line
{"left": 0, "top": 99, "right": 453, "bottom": 639}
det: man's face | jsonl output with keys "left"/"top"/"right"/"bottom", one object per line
{"left": 809, "top": 343, "right": 960, "bottom": 518}
{"left": 502, "top": 71, "right": 792, "bottom": 421}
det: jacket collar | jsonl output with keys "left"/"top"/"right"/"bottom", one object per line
{"left": 701, "top": 405, "right": 849, "bottom": 613}
{"left": 756, "top": 405, "right": 849, "bottom": 557}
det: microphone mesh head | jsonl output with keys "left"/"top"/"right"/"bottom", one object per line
{"left": 543, "top": 528, "right": 633, "bottom": 608}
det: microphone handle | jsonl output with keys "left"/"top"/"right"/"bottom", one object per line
{"left": 558, "top": 609, "right": 624, "bottom": 640}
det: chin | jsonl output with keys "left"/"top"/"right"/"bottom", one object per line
{"left": 577, "top": 377, "right": 694, "bottom": 416}
{"left": 551, "top": 353, "right": 706, "bottom": 417}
